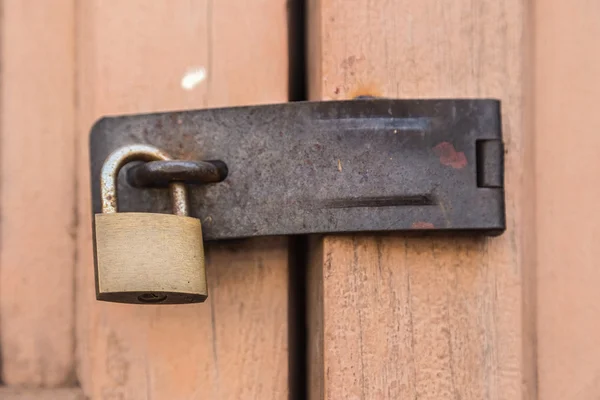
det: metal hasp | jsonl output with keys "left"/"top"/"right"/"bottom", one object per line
{"left": 89, "top": 99, "right": 505, "bottom": 239}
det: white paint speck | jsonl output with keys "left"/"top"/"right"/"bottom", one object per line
{"left": 181, "top": 67, "right": 207, "bottom": 90}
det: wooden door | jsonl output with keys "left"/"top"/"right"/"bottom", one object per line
{"left": 307, "top": 1, "right": 533, "bottom": 398}
{"left": 0, "top": 0, "right": 598, "bottom": 399}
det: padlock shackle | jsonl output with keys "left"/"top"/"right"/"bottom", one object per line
{"left": 100, "top": 144, "right": 188, "bottom": 216}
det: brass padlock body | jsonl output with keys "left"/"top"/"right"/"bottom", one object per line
{"left": 94, "top": 213, "right": 206, "bottom": 304}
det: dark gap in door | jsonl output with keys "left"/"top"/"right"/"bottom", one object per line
{"left": 287, "top": 0, "right": 308, "bottom": 398}
{"left": 288, "top": 236, "right": 308, "bottom": 400}
{"left": 288, "top": 0, "right": 307, "bottom": 102}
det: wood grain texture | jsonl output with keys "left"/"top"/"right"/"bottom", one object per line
{"left": 307, "top": 1, "right": 535, "bottom": 399}
{"left": 75, "top": 1, "right": 289, "bottom": 398}
{"left": 535, "top": 1, "right": 600, "bottom": 398}
{"left": 0, "top": 387, "right": 85, "bottom": 400}
{"left": 0, "top": 0, "right": 76, "bottom": 386}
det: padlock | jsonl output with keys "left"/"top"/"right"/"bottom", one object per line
{"left": 93, "top": 144, "right": 207, "bottom": 304}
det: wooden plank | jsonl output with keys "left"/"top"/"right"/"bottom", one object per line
{"left": 536, "top": 1, "right": 600, "bottom": 398}
{"left": 75, "top": 1, "right": 289, "bottom": 399}
{"left": 0, "top": 387, "right": 85, "bottom": 400}
{"left": 307, "top": 1, "right": 535, "bottom": 399}
{"left": 0, "top": 0, "right": 76, "bottom": 386}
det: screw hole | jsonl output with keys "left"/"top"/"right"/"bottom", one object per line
{"left": 138, "top": 293, "right": 168, "bottom": 303}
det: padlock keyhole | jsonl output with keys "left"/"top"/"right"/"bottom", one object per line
{"left": 138, "top": 293, "right": 168, "bottom": 303}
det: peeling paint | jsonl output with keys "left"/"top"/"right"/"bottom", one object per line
{"left": 181, "top": 67, "right": 206, "bottom": 90}
{"left": 411, "top": 222, "right": 435, "bottom": 229}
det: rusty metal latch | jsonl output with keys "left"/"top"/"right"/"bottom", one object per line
{"left": 89, "top": 99, "right": 505, "bottom": 239}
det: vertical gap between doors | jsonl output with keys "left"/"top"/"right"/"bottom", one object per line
{"left": 287, "top": 0, "right": 308, "bottom": 397}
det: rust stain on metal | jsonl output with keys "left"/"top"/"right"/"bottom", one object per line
{"left": 411, "top": 221, "right": 435, "bottom": 229}
{"left": 164, "top": 129, "right": 197, "bottom": 160}
{"left": 433, "top": 142, "right": 467, "bottom": 169}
